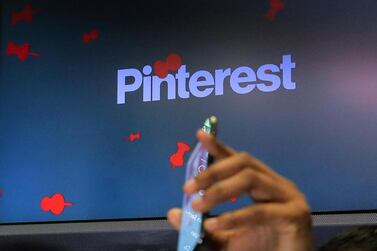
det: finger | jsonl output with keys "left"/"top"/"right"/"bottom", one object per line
{"left": 185, "top": 152, "right": 285, "bottom": 195}
{"left": 184, "top": 153, "right": 249, "bottom": 194}
{"left": 197, "top": 130, "right": 234, "bottom": 159}
{"left": 199, "top": 129, "right": 285, "bottom": 182}
{"left": 192, "top": 168, "right": 290, "bottom": 212}
{"left": 203, "top": 229, "right": 236, "bottom": 249}
{"left": 167, "top": 208, "right": 182, "bottom": 230}
{"left": 204, "top": 203, "right": 285, "bottom": 232}
{"left": 205, "top": 202, "right": 311, "bottom": 232}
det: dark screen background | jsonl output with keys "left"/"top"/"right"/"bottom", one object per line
{"left": 1, "top": 0, "right": 377, "bottom": 224}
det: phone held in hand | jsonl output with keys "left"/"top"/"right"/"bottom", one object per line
{"left": 177, "top": 116, "right": 218, "bottom": 251}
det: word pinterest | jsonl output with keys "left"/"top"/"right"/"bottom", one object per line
{"left": 117, "top": 54, "right": 296, "bottom": 104}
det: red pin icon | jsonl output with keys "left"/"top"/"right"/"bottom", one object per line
{"left": 128, "top": 132, "right": 141, "bottom": 142}
{"left": 169, "top": 141, "right": 191, "bottom": 168}
{"left": 82, "top": 29, "right": 100, "bottom": 44}
{"left": 41, "top": 193, "right": 73, "bottom": 215}
{"left": 11, "top": 4, "right": 38, "bottom": 26}
{"left": 6, "top": 41, "right": 41, "bottom": 62}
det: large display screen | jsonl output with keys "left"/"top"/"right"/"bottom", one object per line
{"left": 1, "top": 0, "right": 377, "bottom": 224}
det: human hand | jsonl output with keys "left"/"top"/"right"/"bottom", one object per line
{"left": 167, "top": 130, "right": 314, "bottom": 251}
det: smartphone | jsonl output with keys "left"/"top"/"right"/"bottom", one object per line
{"left": 177, "top": 116, "right": 218, "bottom": 251}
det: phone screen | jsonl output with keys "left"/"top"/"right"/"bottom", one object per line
{"left": 177, "top": 119, "right": 213, "bottom": 251}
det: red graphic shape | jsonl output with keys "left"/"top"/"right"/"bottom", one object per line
{"left": 83, "top": 29, "right": 100, "bottom": 44}
{"left": 153, "top": 53, "right": 182, "bottom": 78}
{"left": 264, "top": 0, "right": 286, "bottom": 22}
{"left": 170, "top": 142, "right": 191, "bottom": 168}
{"left": 128, "top": 132, "right": 141, "bottom": 142}
{"left": 41, "top": 193, "right": 73, "bottom": 215}
{"left": 11, "top": 4, "right": 37, "bottom": 26}
{"left": 229, "top": 197, "right": 237, "bottom": 203}
{"left": 0, "top": 188, "right": 3, "bottom": 198}
{"left": 6, "top": 41, "right": 41, "bottom": 62}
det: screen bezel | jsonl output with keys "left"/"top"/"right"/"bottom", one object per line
{"left": 1, "top": 209, "right": 377, "bottom": 227}
{"left": 1, "top": 212, "right": 377, "bottom": 237}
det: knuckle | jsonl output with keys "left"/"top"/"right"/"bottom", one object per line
{"left": 238, "top": 151, "right": 251, "bottom": 163}
{"left": 288, "top": 200, "right": 312, "bottom": 227}
{"left": 196, "top": 171, "right": 213, "bottom": 186}
{"left": 281, "top": 179, "right": 303, "bottom": 198}
{"left": 210, "top": 184, "right": 225, "bottom": 199}
{"left": 297, "top": 202, "right": 311, "bottom": 219}
{"left": 219, "top": 212, "right": 236, "bottom": 228}
{"left": 251, "top": 207, "right": 265, "bottom": 220}
{"left": 244, "top": 168, "right": 258, "bottom": 184}
{"left": 202, "top": 185, "right": 223, "bottom": 207}
{"left": 210, "top": 168, "right": 223, "bottom": 181}
{"left": 287, "top": 180, "right": 300, "bottom": 191}
{"left": 194, "top": 173, "right": 206, "bottom": 184}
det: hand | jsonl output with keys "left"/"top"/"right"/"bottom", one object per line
{"left": 167, "top": 130, "right": 314, "bottom": 251}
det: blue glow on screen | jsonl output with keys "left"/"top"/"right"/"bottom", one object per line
{"left": 1, "top": 0, "right": 377, "bottom": 224}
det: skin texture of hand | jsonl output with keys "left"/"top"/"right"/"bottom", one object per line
{"left": 167, "top": 130, "right": 314, "bottom": 251}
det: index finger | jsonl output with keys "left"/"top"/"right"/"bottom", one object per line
{"left": 197, "top": 129, "right": 235, "bottom": 160}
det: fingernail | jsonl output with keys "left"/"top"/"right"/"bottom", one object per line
{"left": 205, "top": 218, "right": 221, "bottom": 232}
{"left": 184, "top": 179, "right": 197, "bottom": 193}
